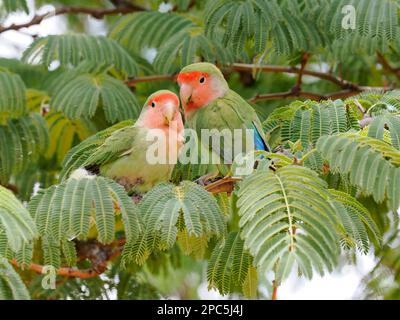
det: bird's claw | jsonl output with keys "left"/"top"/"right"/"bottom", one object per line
{"left": 195, "top": 172, "right": 219, "bottom": 186}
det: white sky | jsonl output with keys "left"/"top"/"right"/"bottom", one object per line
{"left": 0, "top": 1, "right": 377, "bottom": 300}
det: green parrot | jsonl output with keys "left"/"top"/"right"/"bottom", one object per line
{"left": 177, "top": 62, "right": 270, "bottom": 178}
{"left": 62, "top": 90, "right": 184, "bottom": 198}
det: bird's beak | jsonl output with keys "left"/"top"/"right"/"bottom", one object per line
{"left": 163, "top": 101, "right": 176, "bottom": 125}
{"left": 179, "top": 83, "right": 193, "bottom": 107}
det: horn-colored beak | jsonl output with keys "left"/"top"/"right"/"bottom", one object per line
{"left": 163, "top": 101, "right": 175, "bottom": 125}
{"left": 179, "top": 83, "right": 193, "bottom": 107}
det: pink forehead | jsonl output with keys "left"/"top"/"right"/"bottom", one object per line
{"left": 149, "top": 93, "right": 179, "bottom": 106}
{"left": 177, "top": 71, "right": 209, "bottom": 84}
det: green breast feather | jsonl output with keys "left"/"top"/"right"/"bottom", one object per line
{"left": 189, "top": 90, "right": 268, "bottom": 163}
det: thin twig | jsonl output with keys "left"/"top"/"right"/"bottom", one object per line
{"left": 296, "top": 52, "right": 310, "bottom": 88}
{"left": 272, "top": 280, "right": 278, "bottom": 300}
{"left": 249, "top": 89, "right": 325, "bottom": 103}
{"left": 126, "top": 74, "right": 176, "bottom": 87}
{"left": 377, "top": 52, "right": 400, "bottom": 80}
{"left": 204, "top": 177, "right": 242, "bottom": 194}
{"left": 0, "top": 5, "right": 146, "bottom": 34}
{"left": 231, "top": 62, "right": 391, "bottom": 102}
{"left": 11, "top": 260, "right": 102, "bottom": 279}
{"left": 354, "top": 99, "right": 366, "bottom": 114}
{"left": 10, "top": 239, "right": 125, "bottom": 279}
{"left": 231, "top": 62, "right": 358, "bottom": 90}
{"left": 249, "top": 87, "right": 392, "bottom": 103}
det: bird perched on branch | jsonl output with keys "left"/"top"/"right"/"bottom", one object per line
{"left": 68, "top": 90, "right": 184, "bottom": 198}
{"left": 177, "top": 62, "right": 270, "bottom": 182}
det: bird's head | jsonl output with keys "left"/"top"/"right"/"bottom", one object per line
{"left": 177, "top": 63, "right": 229, "bottom": 116}
{"left": 137, "top": 90, "right": 182, "bottom": 130}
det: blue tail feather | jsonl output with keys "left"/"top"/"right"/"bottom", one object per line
{"left": 254, "top": 126, "right": 267, "bottom": 151}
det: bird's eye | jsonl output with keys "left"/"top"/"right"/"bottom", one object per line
{"left": 199, "top": 76, "right": 205, "bottom": 84}
{"left": 151, "top": 102, "right": 156, "bottom": 108}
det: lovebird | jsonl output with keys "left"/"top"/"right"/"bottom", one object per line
{"left": 81, "top": 90, "right": 184, "bottom": 197}
{"left": 177, "top": 63, "right": 270, "bottom": 180}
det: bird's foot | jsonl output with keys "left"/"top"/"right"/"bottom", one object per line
{"left": 195, "top": 172, "right": 220, "bottom": 186}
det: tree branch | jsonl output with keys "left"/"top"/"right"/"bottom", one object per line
{"left": 125, "top": 66, "right": 391, "bottom": 103}
{"left": 11, "top": 260, "right": 102, "bottom": 279}
{"left": 10, "top": 239, "right": 125, "bottom": 279}
{"left": 126, "top": 74, "right": 176, "bottom": 87}
{"left": 249, "top": 86, "right": 391, "bottom": 103}
{"left": 231, "top": 62, "right": 359, "bottom": 90}
{"left": 0, "top": 4, "right": 146, "bottom": 34}
{"left": 249, "top": 89, "right": 324, "bottom": 103}
{"left": 204, "top": 177, "right": 242, "bottom": 194}
{"left": 296, "top": 52, "right": 310, "bottom": 88}
{"left": 0, "top": 183, "right": 19, "bottom": 194}
{"left": 272, "top": 280, "right": 278, "bottom": 300}
{"left": 377, "top": 52, "right": 400, "bottom": 80}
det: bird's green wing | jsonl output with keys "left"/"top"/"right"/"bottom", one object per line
{"left": 60, "top": 120, "right": 135, "bottom": 179}
{"left": 83, "top": 125, "right": 141, "bottom": 169}
{"left": 190, "top": 90, "right": 268, "bottom": 163}
{"left": 227, "top": 90, "right": 269, "bottom": 150}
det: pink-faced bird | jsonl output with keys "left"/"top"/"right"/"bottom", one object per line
{"left": 177, "top": 63, "right": 269, "bottom": 178}
{"left": 79, "top": 90, "right": 184, "bottom": 195}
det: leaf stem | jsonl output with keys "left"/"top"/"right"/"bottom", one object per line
{"left": 272, "top": 280, "right": 278, "bottom": 300}
{"left": 275, "top": 174, "right": 295, "bottom": 252}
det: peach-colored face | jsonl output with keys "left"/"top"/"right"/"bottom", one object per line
{"left": 139, "top": 92, "right": 182, "bottom": 130}
{"left": 177, "top": 71, "right": 221, "bottom": 114}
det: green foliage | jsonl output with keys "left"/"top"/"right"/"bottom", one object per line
{"left": 346, "top": 90, "right": 400, "bottom": 115}
{"left": 0, "top": 70, "right": 27, "bottom": 120}
{"left": 2, "top": 0, "right": 28, "bottom": 13}
{"left": 317, "top": 133, "right": 400, "bottom": 211}
{"left": 44, "top": 112, "right": 96, "bottom": 164}
{"left": 0, "top": 113, "right": 49, "bottom": 183}
{"left": 207, "top": 232, "right": 257, "bottom": 298}
{"left": 50, "top": 73, "right": 140, "bottom": 123}
{"left": 110, "top": 12, "right": 235, "bottom": 73}
{"left": 0, "top": 186, "right": 37, "bottom": 254}
{"left": 329, "top": 189, "right": 381, "bottom": 252}
{"left": 263, "top": 99, "right": 360, "bottom": 149}
{"left": 23, "top": 35, "right": 139, "bottom": 76}
{"left": 361, "top": 244, "right": 400, "bottom": 299}
{"left": 204, "top": 0, "right": 399, "bottom": 58}
{"left": 237, "top": 165, "right": 378, "bottom": 282}
{"left": 368, "top": 114, "right": 400, "bottom": 149}
{"left": 1, "top": 0, "right": 400, "bottom": 300}
{"left": 0, "top": 59, "right": 49, "bottom": 90}
{"left": 122, "top": 181, "right": 225, "bottom": 265}
{"left": 109, "top": 12, "right": 193, "bottom": 54}
{"left": 237, "top": 165, "right": 339, "bottom": 280}
{"left": 28, "top": 174, "right": 141, "bottom": 268}
{"left": 0, "top": 258, "right": 30, "bottom": 300}
{"left": 323, "top": 0, "right": 397, "bottom": 55}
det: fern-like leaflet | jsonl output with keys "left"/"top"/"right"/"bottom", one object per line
{"left": 0, "top": 69, "right": 27, "bottom": 120}
{"left": 0, "top": 186, "right": 37, "bottom": 254}
{"left": 0, "top": 258, "right": 30, "bottom": 300}
{"left": 207, "top": 232, "right": 257, "bottom": 298}
{"left": 28, "top": 174, "right": 141, "bottom": 268}
{"left": 22, "top": 35, "right": 139, "bottom": 76}
{"left": 317, "top": 133, "right": 400, "bottom": 212}
{"left": 122, "top": 181, "right": 225, "bottom": 265}
{"left": 237, "top": 165, "right": 379, "bottom": 283}
{"left": 0, "top": 113, "right": 49, "bottom": 184}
